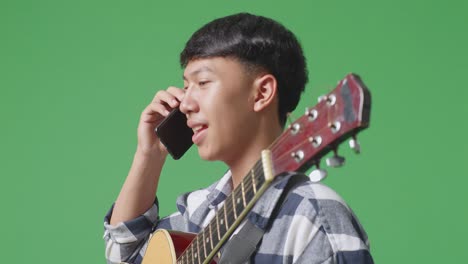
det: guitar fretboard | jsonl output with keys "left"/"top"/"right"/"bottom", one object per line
{"left": 176, "top": 159, "right": 267, "bottom": 264}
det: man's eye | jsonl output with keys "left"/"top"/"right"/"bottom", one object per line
{"left": 199, "top": 81, "right": 209, "bottom": 86}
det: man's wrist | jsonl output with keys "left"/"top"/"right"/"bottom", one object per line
{"left": 135, "top": 151, "right": 166, "bottom": 164}
{"left": 135, "top": 146, "right": 167, "bottom": 160}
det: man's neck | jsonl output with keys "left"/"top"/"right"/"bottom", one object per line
{"left": 228, "top": 123, "right": 283, "bottom": 188}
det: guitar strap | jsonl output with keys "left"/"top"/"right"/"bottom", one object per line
{"left": 218, "top": 173, "right": 309, "bottom": 264}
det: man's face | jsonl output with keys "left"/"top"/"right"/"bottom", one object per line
{"left": 181, "top": 57, "right": 258, "bottom": 163}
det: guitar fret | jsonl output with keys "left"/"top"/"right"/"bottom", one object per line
{"left": 218, "top": 208, "right": 227, "bottom": 240}
{"left": 191, "top": 243, "right": 194, "bottom": 264}
{"left": 241, "top": 180, "right": 247, "bottom": 207}
{"left": 231, "top": 193, "right": 238, "bottom": 219}
{"left": 183, "top": 247, "right": 188, "bottom": 264}
{"left": 251, "top": 169, "right": 257, "bottom": 194}
{"left": 223, "top": 205, "right": 229, "bottom": 229}
{"left": 179, "top": 252, "right": 183, "bottom": 264}
{"left": 243, "top": 179, "right": 255, "bottom": 208}
{"left": 256, "top": 163, "right": 266, "bottom": 187}
{"left": 209, "top": 222, "right": 214, "bottom": 250}
{"left": 234, "top": 189, "right": 244, "bottom": 220}
{"left": 196, "top": 235, "right": 201, "bottom": 264}
{"left": 249, "top": 187, "right": 255, "bottom": 203}
{"left": 202, "top": 229, "right": 207, "bottom": 259}
{"left": 215, "top": 211, "right": 221, "bottom": 241}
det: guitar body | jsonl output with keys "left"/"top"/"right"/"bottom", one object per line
{"left": 142, "top": 229, "right": 218, "bottom": 264}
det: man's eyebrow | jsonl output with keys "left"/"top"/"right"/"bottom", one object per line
{"left": 182, "top": 66, "right": 214, "bottom": 80}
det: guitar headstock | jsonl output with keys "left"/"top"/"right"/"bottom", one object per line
{"left": 271, "top": 73, "right": 371, "bottom": 181}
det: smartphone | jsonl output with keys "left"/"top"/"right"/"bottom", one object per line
{"left": 155, "top": 108, "right": 194, "bottom": 160}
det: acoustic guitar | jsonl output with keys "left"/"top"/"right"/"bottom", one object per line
{"left": 142, "top": 73, "right": 371, "bottom": 264}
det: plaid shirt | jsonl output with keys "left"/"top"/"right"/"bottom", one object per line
{"left": 104, "top": 171, "right": 374, "bottom": 264}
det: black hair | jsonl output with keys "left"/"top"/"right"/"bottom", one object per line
{"left": 180, "top": 13, "right": 308, "bottom": 126}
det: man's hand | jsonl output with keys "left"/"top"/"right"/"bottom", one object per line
{"left": 137, "top": 86, "right": 185, "bottom": 156}
{"left": 110, "top": 86, "right": 185, "bottom": 226}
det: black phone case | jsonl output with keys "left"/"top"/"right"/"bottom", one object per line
{"left": 155, "top": 108, "right": 194, "bottom": 160}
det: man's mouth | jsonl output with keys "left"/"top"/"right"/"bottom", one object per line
{"left": 192, "top": 125, "right": 207, "bottom": 133}
{"left": 192, "top": 125, "right": 208, "bottom": 144}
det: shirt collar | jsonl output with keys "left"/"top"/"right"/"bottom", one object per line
{"left": 207, "top": 170, "right": 233, "bottom": 208}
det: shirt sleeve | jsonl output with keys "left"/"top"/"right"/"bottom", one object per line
{"left": 289, "top": 182, "right": 375, "bottom": 264}
{"left": 103, "top": 195, "right": 193, "bottom": 264}
{"left": 103, "top": 200, "right": 159, "bottom": 264}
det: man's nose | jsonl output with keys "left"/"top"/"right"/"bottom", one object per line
{"left": 179, "top": 88, "right": 198, "bottom": 115}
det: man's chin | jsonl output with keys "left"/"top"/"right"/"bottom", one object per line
{"left": 197, "top": 147, "right": 217, "bottom": 161}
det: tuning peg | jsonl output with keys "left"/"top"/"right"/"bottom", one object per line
{"left": 326, "top": 149, "right": 345, "bottom": 168}
{"left": 318, "top": 95, "right": 327, "bottom": 103}
{"left": 309, "top": 162, "right": 327, "bottom": 183}
{"left": 349, "top": 136, "right": 361, "bottom": 154}
{"left": 286, "top": 112, "right": 299, "bottom": 128}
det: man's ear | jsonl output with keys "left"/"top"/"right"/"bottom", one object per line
{"left": 252, "top": 74, "right": 277, "bottom": 112}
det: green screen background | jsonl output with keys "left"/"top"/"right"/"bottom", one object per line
{"left": 1, "top": 0, "right": 467, "bottom": 263}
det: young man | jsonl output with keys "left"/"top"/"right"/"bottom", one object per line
{"left": 104, "top": 13, "right": 374, "bottom": 264}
